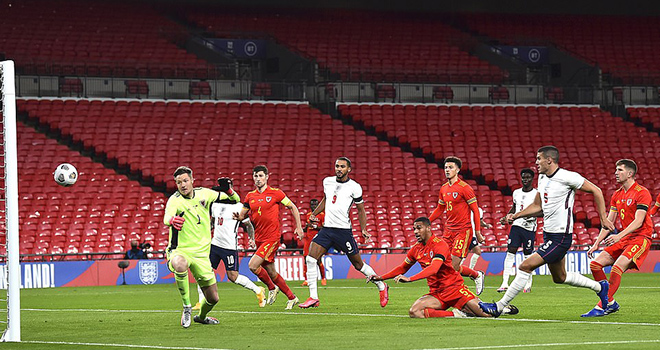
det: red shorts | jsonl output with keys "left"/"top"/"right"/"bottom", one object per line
{"left": 255, "top": 240, "right": 280, "bottom": 263}
{"left": 427, "top": 284, "right": 476, "bottom": 310}
{"left": 443, "top": 228, "right": 473, "bottom": 258}
{"left": 603, "top": 236, "right": 651, "bottom": 270}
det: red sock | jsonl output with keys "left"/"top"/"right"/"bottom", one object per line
{"left": 590, "top": 261, "right": 607, "bottom": 282}
{"left": 273, "top": 273, "right": 296, "bottom": 300}
{"left": 319, "top": 261, "right": 326, "bottom": 279}
{"left": 302, "top": 260, "right": 308, "bottom": 278}
{"left": 424, "top": 308, "right": 454, "bottom": 318}
{"left": 459, "top": 266, "right": 478, "bottom": 279}
{"left": 608, "top": 265, "right": 623, "bottom": 304}
{"left": 255, "top": 266, "right": 276, "bottom": 290}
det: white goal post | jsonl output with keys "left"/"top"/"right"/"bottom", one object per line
{"left": 0, "top": 60, "right": 21, "bottom": 342}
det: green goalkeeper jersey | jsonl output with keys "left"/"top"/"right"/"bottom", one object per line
{"left": 164, "top": 187, "right": 239, "bottom": 256}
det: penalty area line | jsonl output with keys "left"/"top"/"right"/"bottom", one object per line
{"left": 23, "top": 340, "right": 233, "bottom": 350}
{"left": 416, "top": 338, "right": 660, "bottom": 350}
{"left": 23, "top": 308, "right": 660, "bottom": 326}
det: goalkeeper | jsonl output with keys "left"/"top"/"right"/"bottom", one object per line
{"left": 164, "top": 166, "right": 240, "bottom": 328}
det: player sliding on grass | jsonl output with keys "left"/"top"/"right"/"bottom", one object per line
{"left": 480, "top": 146, "right": 615, "bottom": 317}
{"left": 582, "top": 159, "right": 654, "bottom": 317}
{"left": 164, "top": 166, "right": 240, "bottom": 328}
{"left": 299, "top": 157, "right": 389, "bottom": 308}
{"left": 368, "top": 217, "right": 518, "bottom": 318}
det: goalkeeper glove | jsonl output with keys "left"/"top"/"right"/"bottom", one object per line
{"left": 216, "top": 177, "right": 234, "bottom": 195}
{"left": 169, "top": 216, "right": 185, "bottom": 230}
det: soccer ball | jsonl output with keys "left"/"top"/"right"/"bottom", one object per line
{"left": 54, "top": 163, "right": 78, "bottom": 187}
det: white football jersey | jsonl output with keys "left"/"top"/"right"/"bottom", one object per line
{"left": 538, "top": 168, "right": 585, "bottom": 234}
{"left": 512, "top": 187, "right": 539, "bottom": 231}
{"left": 322, "top": 176, "right": 363, "bottom": 229}
{"left": 210, "top": 202, "right": 248, "bottom": 250}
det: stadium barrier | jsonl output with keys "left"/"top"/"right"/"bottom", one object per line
{"left": 2, "top": 251, "right": 659, "bottom": 288}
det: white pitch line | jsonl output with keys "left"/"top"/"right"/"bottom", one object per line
{"left": 416, "top": 339, "right": 660, "bottom": 350}
{"left": 22, "top": 308, "right": 660, "bottom": 326}
{"left": 23, "top": 340, "right": 233, "bottom": 350}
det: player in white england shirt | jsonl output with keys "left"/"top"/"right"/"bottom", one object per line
{"left": 497, "top": 168, "right": 538, "bottom": 293}
{"left": 193, "top": 179, "right": 266, "bottom": 310}
{"left": 299, "top": 157, "right": 389, "bottom": 309}
{"left": 480, "top": 146, "right": 615, "bottom": 317}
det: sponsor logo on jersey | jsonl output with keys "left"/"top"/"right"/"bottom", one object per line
{"left": 139, "top": 260, "right": 159, "bottom": 285}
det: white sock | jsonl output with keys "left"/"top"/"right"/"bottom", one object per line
{"left": 496, "top": 270, "right": 530, "bottom": 312}
{"left": 306, "top": 256, "right": 319, "bottom": 299}
{"left": 564, "top": 272, "right": 600, "bottom": 292}
{"left": 359, "top": 263, "right": 385, "bottom": 291}
{"left": 523, "top": 254, "right": 533, "bottom": 289}
{"left": 197, "top": 285, "right": 205, "bottom": 303}
{"left": 469, "top": 254, "right": 479, "bottom": 270}
{"left": 501, "top": 252, "right": 515, "bottom": 287}
{"left": 234, "top": 274, "right": 262, "bottom": 294}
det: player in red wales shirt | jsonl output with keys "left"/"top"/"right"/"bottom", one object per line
{"left": 650, "top": 192, "right": 660, "bottom": 216}
{"left": 301, "top": 198, "right": 327, "bottom": 286}
{"left": 582, "top": 159, "right": 654, "bottom": 317}
{"left": 234, "top": 165, "right": 304, "bottom": 310}
{"left": 369, "top": 217, "right": 518, "bottom": 318}
{"left": 428, "top": 156, "right": 485, "bottom": 295}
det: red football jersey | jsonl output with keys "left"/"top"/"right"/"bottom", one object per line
{"left": 244, "top": 186, "right": 288, "bottom": 242}
{"left": 304, "top": 212, "right": 325, "bottom": 239}
{"left": 438, "top": 180, "right": 478, "bottom": 230}
{"left": 610, "top": 181, "right": 653, "bottom": 239}
{"left": 406, "top": 235, "right": 465, "bottom": 297}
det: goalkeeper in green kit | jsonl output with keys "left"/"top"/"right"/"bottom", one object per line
{"left": 164, "top": 166, "right": 240, "bottom": 328}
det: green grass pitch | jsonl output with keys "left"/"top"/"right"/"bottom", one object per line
{"left": 2, "top": 274, "right": 660, "bottom": 350}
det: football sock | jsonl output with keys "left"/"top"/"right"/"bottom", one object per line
{"left": 255, "top": 266, "right": 276, "bottom": 290}
{"left": 235, "top": 274, "right": 262, "bottom": 294}
{"left": 359, "top": 263, "right": 386, "bottom": 291}
{"left": 564, "top": 272, "right": 600, "bottom": 292}
{"left": 501, "top": 252, "right": 515, "bottom": 287}
{"left": 319, "top": 260, "right": 327, "bottom": 280}
{"left": 459, "top": 266, "right": 479, "bottom": 279}
{"left": 523, "top": 254, "right": 533, "bottom": 290}
{"left": 496, "top": 270, "right": 530, "bottom": 312}
{"left": 273, "top": 273, "right": 296, "bottom": 300}
{"left": 590, "top": 260, "right": 607, "bottom": 282}
{"left": 306, "top": 256, "right": 319, "bottom": 299}
{"left": 196, "top": 285, "right": 205, "bottom": 303}
{"left": 424, "top": 309, "right": 454, "bottom": 318}
{"left": 469, "top": 254, "right": 479, "bottom": 269}
{"left": 174, "top": 270, "right": 191, "bottom": 306}
{"left": 198, "top": 299, "right": 216, "bottom": 320}
{"left": 608, "top": 265, "right": 623, "bottom": 304}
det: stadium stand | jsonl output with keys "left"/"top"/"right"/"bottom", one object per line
{"left": 0, "top": 0, "right": 211, "bottom": 78}
{"left": 15, "top": 122, "right": 169, "bottom": 260}
{"left": 464, "top": 14, "right": 660, "bottom": 84}
{"left": 338, "top": 103, "right": 660, "bottom": 245}
{"left": 186, "top": 10, "right": 507, "bottom": 83}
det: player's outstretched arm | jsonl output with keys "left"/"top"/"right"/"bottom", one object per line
{"left": 241, "top": 220, "right": 255, "bottom": 242}
{"left": 510, "top": 193, "right": 543, "bottom": 223}
{"left": 368, "top": 260, "right": 412, "bottom": 282}
{"left": 428, "top": 201, "right": 447, "bottom": 222}
{"left": 500, "top": 204, "right": 516, "bottom": 225}
{"left": 588, "top": 209, "right": 617, "bottom": 258}
{"left": 233, "top": 207, "right": 249, "bottom": 221}
{"left": 579, "top": 179, "right": 615, "bottom": 231}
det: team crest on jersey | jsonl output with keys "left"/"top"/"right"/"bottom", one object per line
{"left": 429, "top": 251, "right": 434, "bottom": 258}
{"left": 627, "top": 199, "right": 633, "bottom": 206}
{"left": 266, "top": 196, "right": 272, "bottom": 202}
{"left": 452, "top": 192, "right": 458, "bottom": 199}
{"left": 138, "top": 260, "right": 159, "bottom": 285}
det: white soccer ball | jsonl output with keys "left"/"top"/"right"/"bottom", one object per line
{"left": 54, "top": 163, "right": 78, "bottom": 187}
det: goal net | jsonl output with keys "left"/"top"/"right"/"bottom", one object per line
{"left": 0, "top": 60, "right": 20, "bottom": 342}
